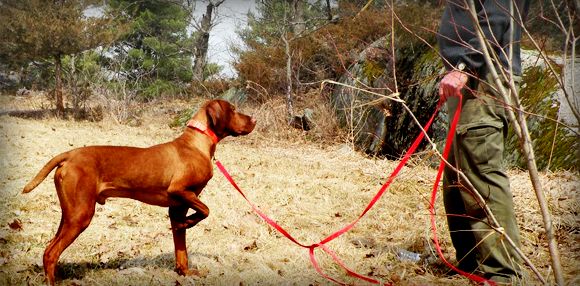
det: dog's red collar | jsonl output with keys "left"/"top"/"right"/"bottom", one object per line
{"left": 186, "top": 120, "right": 219, "bottom": 144}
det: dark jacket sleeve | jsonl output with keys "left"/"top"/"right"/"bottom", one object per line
{"left": 459, "top": 0, "right": 512, "bottom": 75}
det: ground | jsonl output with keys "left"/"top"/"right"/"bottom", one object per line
{"left": 0, "top": 94, "right": 578, "bottom": 285}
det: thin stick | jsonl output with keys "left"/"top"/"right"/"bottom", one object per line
{"left": 465, "top": 1, "right": 564, "bottom": 284}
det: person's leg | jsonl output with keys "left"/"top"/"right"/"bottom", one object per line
{"left": 454, "top": 80, "right": 523, "bottom": 283}
{"left": 456, "top": 124, "right": 522, "bottom": 282}
{"left": 443, "top": 95, "right": 478, "bottom": 272}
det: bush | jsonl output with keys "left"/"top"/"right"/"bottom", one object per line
{"left": 234, "top": 2, "right": 442, "bottom": 102}
{"left": 235, "top": 5, "right": 391, "bottom": 100}
{"left": 141, "top": 79, "right": 184, "bottom": 101}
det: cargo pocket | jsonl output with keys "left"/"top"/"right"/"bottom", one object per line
{"left": 458, "top": 124, "right": 504, "bottom": 174}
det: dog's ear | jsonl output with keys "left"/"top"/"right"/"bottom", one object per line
{"left": 205, "top": 100, "right": 223, "bottom": 130}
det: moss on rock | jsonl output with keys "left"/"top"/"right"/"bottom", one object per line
{"left": 505, "top": 65, "right": 578, "bottom": 171}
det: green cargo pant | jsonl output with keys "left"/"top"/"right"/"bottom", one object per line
{"left": 443, "top": 76, "right": 523, "bottom": 284}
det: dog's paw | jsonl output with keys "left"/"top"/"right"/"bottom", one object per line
{"left": 176, "top": 267, "right": 207, "bottom": 277}
{"left": 175, "top": 267, "right": 193, "bottom": 276}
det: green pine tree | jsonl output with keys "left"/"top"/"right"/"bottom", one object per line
{"left": 0, "top": 0, "right": 121, "bottom": 117}
{"left": 108, "top": 0, "right": 194, "bottom": 100}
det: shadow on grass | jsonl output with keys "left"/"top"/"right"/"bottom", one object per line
{"left": 27, "top": 252, "right": 216, "bottom": 281}
{"left": 0, "top": 108, "right": 58, "bottom": 119}
{"left": 0, "top": 107, "right": 103, "bottom": 121}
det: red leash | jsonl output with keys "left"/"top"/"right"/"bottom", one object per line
{"left": 216, "top": 92, "right": 494, "bottom": 285}
{"left": 428, "top": 94, "right": 495, "bottom": 286}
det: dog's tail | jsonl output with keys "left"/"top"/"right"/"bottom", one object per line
{"left": 22, "top": 152, "right": 69, "bottom": 193}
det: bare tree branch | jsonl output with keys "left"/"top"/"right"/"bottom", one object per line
{"left": 465, "top": 1, "right": 565, "bottom": 284}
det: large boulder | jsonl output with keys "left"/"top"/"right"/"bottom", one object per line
{"left": 505, "top": 51, "right": 579, "bottom": 170}
{"left": 330, "top": 37, "right": 445, "bottom": 158}
{"left": 330, "top": 42, "right": 578, "bottom": 170}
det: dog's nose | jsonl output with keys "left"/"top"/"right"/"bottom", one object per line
{"left": 250, "top": 117, "right": 257, "bottom": 124}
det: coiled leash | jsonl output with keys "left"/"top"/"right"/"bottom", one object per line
{"left": 216, "top": 91, "right": 494, "bottom": 285}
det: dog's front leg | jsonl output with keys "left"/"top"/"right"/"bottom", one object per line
{"left": 169, "top": 205, "right": 201, "bottom": 276}
{"left": 168, "top": 189, "right": 209, "bottom": 230}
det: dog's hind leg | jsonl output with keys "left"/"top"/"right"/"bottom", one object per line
{"left": 43, "top": 168, "right": 96, "bottom": 285}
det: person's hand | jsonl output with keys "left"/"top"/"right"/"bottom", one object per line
{"left": 439, "top": 70, "right": 468, "bottom": 105}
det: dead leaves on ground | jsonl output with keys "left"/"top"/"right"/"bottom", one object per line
{"left": 8, "top": 218, "right": 23, "bottom": 231}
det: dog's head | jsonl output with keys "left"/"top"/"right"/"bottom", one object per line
{"left": 203, "top": 100, "right": 256, "bottom": 139}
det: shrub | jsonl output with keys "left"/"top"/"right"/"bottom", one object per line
{"left": 141, "top": 79, "right": 183, "bottom": 101}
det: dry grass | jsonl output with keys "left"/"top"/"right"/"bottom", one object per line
{"left": 0, "top": 93, "right": 578, "bottom": 285}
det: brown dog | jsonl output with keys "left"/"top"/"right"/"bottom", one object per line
{"left": 22, "top": 99, "right": 256, "bottom": 285}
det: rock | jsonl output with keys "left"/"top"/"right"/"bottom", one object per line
{"left": 220, "top": 88, "right": 247, "bottom": 106}
{"left": 330, "top": 36, "right": 444, "bottom": 158}
{"left": 289, "top": 108, "right": 314, "bottom": 131}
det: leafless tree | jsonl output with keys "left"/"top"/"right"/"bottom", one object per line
{"left": 192, "top": 0, "right": 225, "bottom": 83}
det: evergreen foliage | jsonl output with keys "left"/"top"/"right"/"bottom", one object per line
{"left": 0, "top": 0, "right": 121, "bottom": 115}
{"left": 238, "top": 0, "right": 328, "bottom": 46}
{"left": 235, "top": 2, "right": 394, "bottom": 99}
{"left": 234, "top": 1, "right": 442, "bottom": 100}
{"left": 0, "top": 0, "right": 118, "bottom": 66}
{"left": 108, "top": 0, "right": 194, "bottom": 100}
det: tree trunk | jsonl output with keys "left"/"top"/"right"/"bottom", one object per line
{"left": 54, "top": 54, "right": 65, "bottom": 117}
{"left": 192, "top": 3, "right": 213, "bottom": 82}
{"left": 192, "top": 1, "right": 224, "bottom": 83}
{"left": 282, "top": 34, "right": 294, "bottom": 118}
{"left": 466, "top": 1, "right": 564, "bottom": 284}
{"left": 292, "top": 0, "right": 305, "bottom": 34}
{"left": 325, "top": 0, "right": 332, "bottom": 21}
{"left": 567, "top": 0, "right": 580, "bottom": 21}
